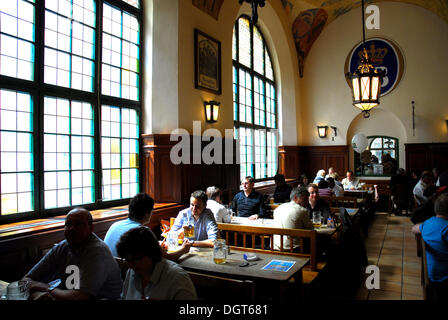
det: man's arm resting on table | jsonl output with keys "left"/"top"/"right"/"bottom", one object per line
{"left": 192, "top": 239, "right": 214, "bottom": 248}
{"left": 22, "top": 277, "right": 90, "bottom": 300}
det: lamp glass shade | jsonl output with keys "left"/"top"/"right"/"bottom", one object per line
{"left": 317, "top": 126, "right": 327, "bottom": 138}
{"left": 204, "top": 101, "right": 220, "bottom": 123}
{"left": 213, "top": 104, "right": 219, "bottom": 121}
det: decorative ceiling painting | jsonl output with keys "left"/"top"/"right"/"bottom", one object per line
{"left": 192, "top": 0, "right": 448, "bottom": 77}
{"left": 283, "top": 0, "right": 448, "bottom": 77}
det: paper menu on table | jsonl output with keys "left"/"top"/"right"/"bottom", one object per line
{"left": 262, "top": 260, "right": 295, "bottom": 272}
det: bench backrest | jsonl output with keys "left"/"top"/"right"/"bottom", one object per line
{"left": 217, "top": 223, "right": 317, "bottom": 271}
{"left": 321, "top": 196, "right": 357, "bottom": 208}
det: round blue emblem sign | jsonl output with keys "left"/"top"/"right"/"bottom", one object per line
{"left": 345, "top": 38, "right": 404, "bottom": 96}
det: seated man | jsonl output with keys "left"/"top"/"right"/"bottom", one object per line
{"left": 307, "top": 184, "right": 331, "bottom": 221}
{"left": 172, "top": 190, "right": 218, "bottom": 247}
{"left": 341, "top": 170, "right": 360, "bottom": 190}
{"left": 23, "top": 208, "right": 123, "bottom": 300}
{"left": 273, "top": 174, "right": 293, "bottom": 203}
{"left": 327, "top": 177, "right": 343, "bottom": 197}
{"left": 117, "top": 226, "right": 197, "bottom": 300}
{"left": 273, "top": 187, "right": 314, "bottom": 251}
{"left": 206, "top": 186, "right": 232, "bottom": 223}
{"left": 230, "top": 176, "right": 267, "bottom": 220}
{"left": 313, "top": 169, "right": 326, "bottom": 184}
{"left": 105, "top": 193, "right": 190, "bottom": 260}
{"left": 413, "top": 170, "right": 434, "bottom": 206}
{"left": 412, "top": 193, "right": 448, "bottom": 299}
{"left": 104, "top": 193, "right": 154, "bottom": 257}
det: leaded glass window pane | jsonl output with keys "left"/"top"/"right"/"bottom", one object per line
{"left": 43, "top": 96, "right": 95, "bottom": 209}
{"left": 0, "top": 89, "right": 34, "bottom": 215}
{"left": 253, "top": 26, "right": 264, "bottom": 75}
{"left": 102, "top": 2, "right": 140, "bottom": 101}
{"left": 233, "top": 16, "right": 278, "bottom": 180}
{"left": 122, "top": 0, "right": 139, "bottom": 8}
{"left": 0, "top": 0, "right": 35, "bottom": 80}
{"left": 238, "top": 18, "right": 251, "bottom": 68}
{"left": 101, "top": 105, "right": 139, "bottom": 201}
{"left": 44, "top": 0, "right": 95, "bottom": 92}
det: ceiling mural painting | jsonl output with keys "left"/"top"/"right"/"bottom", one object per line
{"left": 191, "top": 0, "right": 448, "bottom": 77}
{"left": 282, "top": 0, "right": 448, "bottom": 77}
{"left": 192, "top": 0, "right": 225, "bottom": 20}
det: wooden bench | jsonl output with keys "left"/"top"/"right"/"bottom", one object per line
{"left": 321, "top": 196, "right": 358, "bottom": 208}
{"left": 187, "top": 271, "right": 255, "bottom": 301}
{"left": 217, "top": 223, "right": 325, "bottom": 285}
{"left": 416, "top": 233, "right": 438, "bottom": 300}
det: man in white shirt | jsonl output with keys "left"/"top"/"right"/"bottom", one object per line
{"left": 206, "top": 186, "right": 232, "bottom": 223}
{"left": 413, "top": 170, "right": 434, "bottom": 206}
{"left": 327, "top": 177, "right": 343, "bottom": 197}
{"left": 273, "top": 187, "right": 314, "bottom": 251}
{"left": 341, "top": 170, "right": 360, "bottom": 190}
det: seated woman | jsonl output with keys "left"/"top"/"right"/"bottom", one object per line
{"left": 318, "top": 179, "right": 334, "bottom": 197}
{"left": 297, "top": 173, "right": 309, "bottom": 188}
{"left": 116, "top": 226, "right": 197, "bottom": 300}
{"left": 273, "top": 174, "right": 292, "bottom": 203}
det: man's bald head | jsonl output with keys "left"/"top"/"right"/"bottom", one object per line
{"left": 64, "top": 207, "right": 93, "bottom": 247}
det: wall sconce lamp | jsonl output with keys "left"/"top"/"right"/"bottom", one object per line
{"left": 317, "top": 126, "right": 328, "bottom": 138}
{"left": 204, "top": 101, "right": 220, "bottom": 123}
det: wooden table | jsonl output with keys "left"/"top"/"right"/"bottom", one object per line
{"left": 178, "top": 247, "right": 309, "bottom": 300}
{"left": 331, "top": 207, "right": 359, "bottom": 217}
{"left": 343, "top": 189, "right": 374, "bottom": 199}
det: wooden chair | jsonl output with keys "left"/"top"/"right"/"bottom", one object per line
{"left": 419, "top": 235, "right": 435, "bottom": 300}
{"left": 321, "top": 196, "right": 357, "bottom": 208}
{"left": 187, "top": 271, "right": 255, "bottom": 301}
{"left": 217, "top": 223, "right": 324, "bottom": 285}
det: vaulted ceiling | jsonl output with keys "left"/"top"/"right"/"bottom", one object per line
{"left": 192, "top": 0, "right": 448, "bottom": 77}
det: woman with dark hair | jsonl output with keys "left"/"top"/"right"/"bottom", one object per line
{"left": 297, "top": 173, "right": 309, "bottom": 188}
{"left": 116, "top": 226, "right": 197, "bottom": 300}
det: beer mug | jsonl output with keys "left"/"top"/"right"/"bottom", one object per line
{"left": 312, "top": 212, "right": 322, "bottom": 228}
{"left": 183, "top": 215, "right": 195, "bottom": 239}
{"left": 167, "top": 230, "right": 178, "bottom": 252}
{"left": 213, "top": 239, "right": 227, "bottom": 264}
{"left": 6, "top": 280, "right": 29, "bottom": 300}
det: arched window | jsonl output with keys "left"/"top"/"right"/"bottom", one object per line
{"left": 232, "top": 16, "right": 277, "bottom": 180}
{"left": 355, "top": 136, "right": 399, "bottom": 176}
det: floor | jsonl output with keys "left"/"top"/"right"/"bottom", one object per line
{"left": 355, "top": 212, "right": 424, "bottom": 300}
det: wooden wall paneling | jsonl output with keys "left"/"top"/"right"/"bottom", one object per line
{"left": 278, "top": 146, "right": 301, "bottom": 179}
{"left": 142, "top": 134, "right": 240, "bottom": 204}
{"left": 405, "top": 143, "right": 448, "bottom": 175}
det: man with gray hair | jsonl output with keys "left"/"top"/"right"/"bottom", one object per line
{"left": 273, "top": 187, "right": 314, "bottom": 251}
{"left": 206, "top": 186, "right": 232, "bottom": 223}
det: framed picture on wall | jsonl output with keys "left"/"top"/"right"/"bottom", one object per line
{"left": 194, "top": 29, "right": 222, "bottom": 95}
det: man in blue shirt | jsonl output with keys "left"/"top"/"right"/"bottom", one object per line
{"left": 412, "top": 192, "right": 448, "bottom": 298}
{"left": 172, "top": 190, "right": 218, "bottom": 248}
{"left": 230, "top": 176, "right": 267, "bottom": 220}
{"left": 104, "top": 193, "right": 154, "bottom": 257}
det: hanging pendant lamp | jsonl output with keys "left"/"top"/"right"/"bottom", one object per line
{"left": 346, "top": 0, "right": 385, "bottom": 118}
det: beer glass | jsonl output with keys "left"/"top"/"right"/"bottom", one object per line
{"left": 312, "top": 212, "right": 322, "bottom": 228}
{"left": 6, "top": 280, "right": 29, "bottom": 300}
{"left": 213, "top": 239, "right": 227, "bottom": 264}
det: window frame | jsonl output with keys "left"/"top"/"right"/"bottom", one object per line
{"left": 354, "top": 135, "right": 399, "bottom": 177}
{"left": 0, "top": 0, "right": 143, "bottom": 224}
{"left": 232, "top": 15, "right": 278, "bottom": 182}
